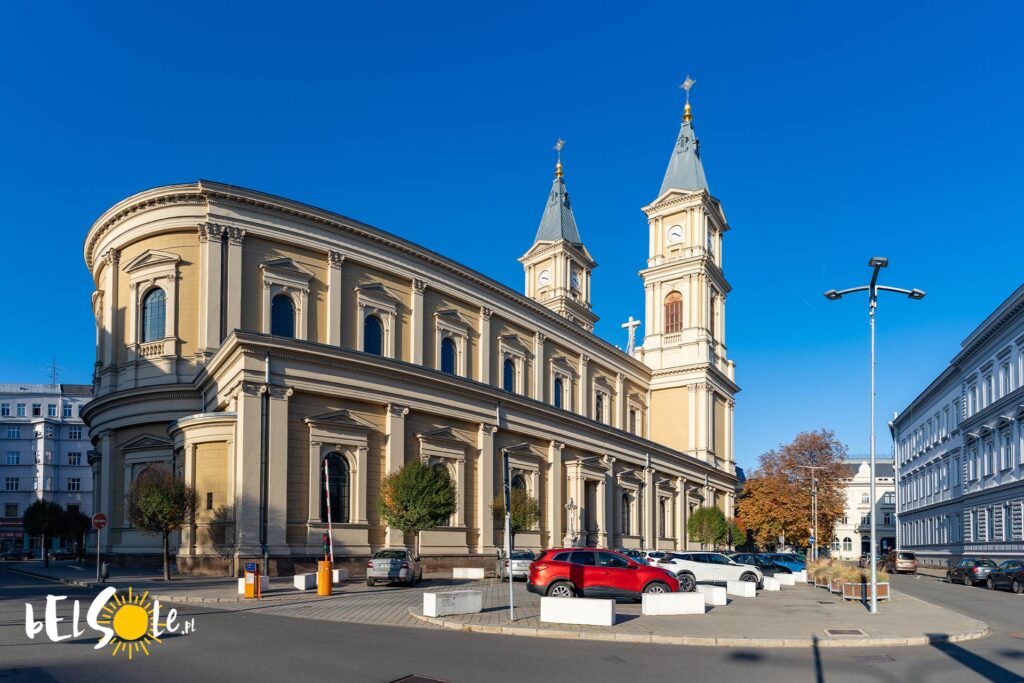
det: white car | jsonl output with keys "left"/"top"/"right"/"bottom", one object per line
{"left": 655, "top": 552, "right": 763, "bottom": 592}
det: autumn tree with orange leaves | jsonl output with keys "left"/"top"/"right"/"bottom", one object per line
{"left": 737, "top": 430, "right": 848, "bottom": 551}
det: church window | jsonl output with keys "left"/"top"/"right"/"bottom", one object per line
{"left": 142, "top": 288, "right": 166, "bottom": 342}
{"left": 503, "top": 358, "right": 516, "bottom": 393}
{"left": 595, "top": 394, "right": 604, "bottom": 423}
{"left": 270, "top": 294, "right": 295, "bottom": 338}
{"left": 364, "top": 315, "right": 383, "bottom": 356}
{"left": 320, "top": 453, "right": 350, "bottom": 523}
{"left": 664, "top": 292, "right": 683, "bottom": 334}
{"left": 621, "top": 493, "right": 631, "bottom": 534}
{"left": 553, "top": 377, "right": 564, "bottom": 409}
{"left": 440, "top": 337, "right": 457, "bottom": 375}
{"left": 629, "top": 408, "right": 638, "bottom": 434}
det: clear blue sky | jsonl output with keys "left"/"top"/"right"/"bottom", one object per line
{"left": 1, "top": 3, "right": 1022, "bottom": 472}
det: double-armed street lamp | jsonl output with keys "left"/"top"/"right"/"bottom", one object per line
{"left": 824, "top": 257, "right": 924, "bottom": 614}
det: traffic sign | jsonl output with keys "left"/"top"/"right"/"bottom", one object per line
{"left": 808, "top": 536, "right": 815, "bottom": 545}
{"left": 92, "top": 513, "right": 107, "bottom": 530}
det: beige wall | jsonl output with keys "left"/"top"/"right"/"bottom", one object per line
{"left": 650, "top": 387, "right": 689, "bottom": 452}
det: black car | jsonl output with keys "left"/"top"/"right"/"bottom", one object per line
{"left": 946, "top": 558, "right": 997, "bottom": 586}
{"left": 0, "top": 548, "right": 33, "bottom": 561}
{"left": 986, "top": 560, "right": 1024, "bottom": 593}
{"left": 728, "top": 552, "right": 792, "bottom": 576}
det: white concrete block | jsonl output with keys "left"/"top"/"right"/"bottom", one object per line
{"left": 696, "top": 585, "right": 727, "bottom": 606}
{"left": 237, "top": 575, "right": 270, "bottom": 594}
{"left": 540, "top": 597, "right": 615, "bottom": 626}
{"left": 793, "top": 570, "right": 808, "bottom": 584}
{"left": 293, "top": 573, "right": 316, "bottom": 590}
{"left": 452, "top": 567, "right": 485, "bottom": 579}
{"left": 332, "top": 568, "right": 349, "bottom": 583}
{"left": 727, "top": 580, "right": 756, "bottom": 598}
{"left": 423, "top": 590, "right": 482, "bottom": 618}
{"left": 761, "top": 577, "right": 781, "bottom": 591}
{"left": 776, "top": 573, "right": 796, "bottom": 586}
{"left": 642, "top": 592, "right": 706, "bottom": 615}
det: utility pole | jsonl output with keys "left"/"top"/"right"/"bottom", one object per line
{"left": 797, "top": 465, "right": 825, "bottom": 561}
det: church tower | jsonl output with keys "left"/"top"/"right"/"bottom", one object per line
{"left": 640, "top": 81, "right": 738, "bottom": 475}
{"left": 520, "top": 143, "right": 598, "bottom": 331}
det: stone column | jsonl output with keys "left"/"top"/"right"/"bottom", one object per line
{"left": 547, "top": 442, "right": 563, "bottom": 548}
{"left": 197, "top": 223, "right": 224, "bottom": 354}
{"left": 578, "top": 354, "right": 589, "bottom": 418}
{"left": 225, "top": 227, "right": 245, "bottom": 336}
{"left": 478, "top": 307, "right": 492, "bottom": 385}
{"left": 676, "top": 477, "right": 687, "bottom": 550}
{"left": 532, "top": 332, "right": 545, "bottom": 401}
{"left": 327, "top": 251, "right": 345, "bottom": 346}
{"left": 643, "top": 465, "right": 655, "bottom": 549}
{"left": 597, "top": 474, "right": 608, "bottom": 548}
{"left": 411, "top": 279, "right": 425, "bottom": 365}
{"left": 384, "top": 404, "right": 409, "bottom": 546}
{"left": 726, "top": 399, "right": 735, "bottom": 468}
{"left": 615, "top": 373, "right": 625, "bottom": 429}
{"left": 101, "top": 250, "right": 120, "bottom": 371}
{"left": 267, "top": 385, "right": 293, "bottom": 553}
{"left": 476, "top": 424, "right": 495, "bottom": 552}
{"left": 97, "top": 432, "right": 113, "bottom": 552}
{"left": 602, "top": 459, "right": 614, "bottom": 547}
{"left": 234, "top": 382, "right": 264, "bottom": 556}
{"left": 687, "top": 384, "right": 698, "bottom": 451}
{"left": 181, "top": 443, "right": 197, "bottom": 556}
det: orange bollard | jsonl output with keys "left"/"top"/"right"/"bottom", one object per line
{"left": 317, "top": 560, "right": 333, "bottom": 596}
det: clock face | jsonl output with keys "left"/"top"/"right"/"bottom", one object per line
{"left": 538, "top": 269, "right": 551, "bottom": 286}
{"left": 571, "top": 271, "right": 581, "bottom": 289}
{"left": 667, "top": 225, "right": 684, "bottom": 244}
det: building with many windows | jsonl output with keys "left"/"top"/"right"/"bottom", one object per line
{"left": 0, "top": 384, "right": 93, "bottom": 554}
{"left": 82, "top": 96, "right": 740, "bottom": 575}
{"left": 830, "top": 458, "right": 896, "bottom": 561}
{"left": 892, "top": 283, "right": 1024, "bottom": 567}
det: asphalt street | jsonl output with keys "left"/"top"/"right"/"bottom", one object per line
{"left": 1, "top": 566, "right": 1021, "bottom": 682}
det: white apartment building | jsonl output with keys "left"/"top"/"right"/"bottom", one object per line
{"left": 830, "top": 459, "right": 896, "bottom": 561}
{"left": 892, "top": 283, "right": 1024, "bottom": 567}
{"left": 0, "top": 384, "right": 94, "bottom": 554}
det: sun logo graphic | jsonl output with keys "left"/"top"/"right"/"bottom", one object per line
{"left": 25, "top": 585, "right": 195, "bottom": 658}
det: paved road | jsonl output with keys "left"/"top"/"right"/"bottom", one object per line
{"left": 2, "top": 566, "right": 1021, "bottom": 682}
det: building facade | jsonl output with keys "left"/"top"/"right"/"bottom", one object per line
{"left": 0, "top": 384, "right": 93, "bottom": 553}
{"left": 830, "top": 459, "right": 896, "bottom": 561}
{"left": 893, "top": 283, "right": 1024, "bottom": 568}
{"left": 82, "top": 97, "right": 740, "bottom": 575}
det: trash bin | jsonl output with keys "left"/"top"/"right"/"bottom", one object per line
{"left": 317, "top": 560, "right": 333, "bottom": 596}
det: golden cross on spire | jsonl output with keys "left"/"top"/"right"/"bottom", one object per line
{"left": 554, "top": 138, "right": 565, "bottom": 177}
{"left": 680, "top": 75, "right": 696, "bottom": 122}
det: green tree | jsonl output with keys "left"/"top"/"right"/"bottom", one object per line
{"left": 688, "top": 506, "right": 728, "bottom": 549}
{"left": 23, "top": 500, "right": 66, "bottom": 567}
{"left": 62, "top": 509, "right": 92, "bottom": 556}
{"left": 727, "top": 517, "right": 747, "bottom": 550}
{"left": 126, "top": 468, "right": 197, "bottom": 581}
{"left": 491, "top": 488, "right": 540, "bottom": 550}
{"left": 378, "top": 460, "right": 457, "bottom": 559}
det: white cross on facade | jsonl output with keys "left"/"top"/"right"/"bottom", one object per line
{"left": 621, "top": 316, "right": 641, "bottom": 355}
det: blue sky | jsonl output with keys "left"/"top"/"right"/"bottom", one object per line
{"left": 1, "top": 3, "right": 1022, "bottom": 472}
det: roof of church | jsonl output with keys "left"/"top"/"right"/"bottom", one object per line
{"left": 533, "top": 167, "right": 582, "bottom": 246}
{"left": 659, "top": 115, "right": 709, "bottom": 195}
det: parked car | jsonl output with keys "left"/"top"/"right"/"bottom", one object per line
{"left": 46, "top": 547, "right": 82, "bottom": 561}
{"left": 0, "top": 548, "right": 33, "bottom": 561}
{"left": 640, "top": 550, "right": 669, "bottom": 566}
{"left": 728, "top": 552, "right": 791, "bottom": 576}
{"left": 654, "top": 552, "right": 763, "bottom": 592}
{"left": 365, "top": 548, "right": 422, "bottom": 587}
{"left": 986, "top": 560, "right": 1024, "bottom": 593}
{"left": 497, "top": 550, "right": 535, "bottom": 581}
{"left": 761, "top": 553, "right": 805, "bottom": 573}
{"left": 613, "top": 548, "right": 646, "bottom": 562}
{"left": 883, "top": 550, "right": 917, "bottom": 574}
{"left": 527, "top": 548, "right": 679, "bottom": 599}
{"left": 946, "top": 558, "right": 997, "bottom": 586}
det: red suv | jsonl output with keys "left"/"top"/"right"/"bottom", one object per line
{"left": 527, "top": 548, "right": 679, "bottom": 600}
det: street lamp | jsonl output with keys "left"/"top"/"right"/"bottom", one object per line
{"left": 824, "top": 257, "right": 924, "bottom": 614}
{"left": 797, "top": 465, "right": 825, "bottom": 561}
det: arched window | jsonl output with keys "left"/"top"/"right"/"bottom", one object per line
{"left": 503, "top": 358, "right": 516, "bottom": 393}
{"left": 664, "top": 292, "right": 683, "bottom": 333}
{"left": 511, "top": 473, "right": 527, "bottom": 491}
{"left": 595, "top": 395, "right": 604, "bottom": 423}
{"left": 364, "top": 315, "right": 383, "bottom": 356}
{"left": 553, "top": 377, "right": 563, "bottom": 409}
{"left": 270, "top": 294, "right": 295, "bottom": 338}
{"left": 141, "top": 288, "right": 166, "bottom": 342}
{"left": 440, "top": 337, "right": 457, "bottom": 375}
{"left": 832, "top": 538, "right": 840, "bottom": 552}
{"left": 629, "top": 409, "right": 638, "bottom": 434}
{"left": 842, "top": 537, "right": 853, "bottom": 552}
{"left": 320, "top": 453, "right": 350, "bottom": 523}
{"left": 622, "top": 493, "right": 631, "bottom": 534}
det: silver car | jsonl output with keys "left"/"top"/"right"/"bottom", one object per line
{"left": 498, "top": 550, "right": 535, "bottom": 581}
{"left": 366, "top": 549, "right": 422, "bottom": 587}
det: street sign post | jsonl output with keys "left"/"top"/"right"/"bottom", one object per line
{"left": 502, "top": 450, "right": 513, "bottom": 621}
{"left": 92, "top": 513, "right": 107, "bottom": 583}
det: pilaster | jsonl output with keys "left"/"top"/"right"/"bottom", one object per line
{"left": 411, "top": 280, "right": 425, "bottom": 364}
{"left": 327, "top": 251, "right": 345, "bottom": 346}
{"left": 547, "top": 441, "right": 563, "bottom": 547}
{"left": 385, "top": 403, "right": 409, "bottom": 546}
{"left": 478, "top": 307, "right": 491, "bottom": 384}
{"left": 234, "top": 382, "right": 264, "bottom": 556}
{"left": 267, "top": 384, "right": 293, "bottom": 553}
{"left": 101, "top": 250, "right": 120, "bottom": 370}
{"left": 476, "top": 424, "right": 496, "bottom": 552}
{"left": 532, "top": 332, "right": 545, "bottom": 401}
{"left": 197, "top": 223, "right": 225, "bottom": 354}
{"left": 225, "top": 227, "right": 245, "bottom": 335}
{"left": 643, "top": 464, "right": 655, "bottom": 548}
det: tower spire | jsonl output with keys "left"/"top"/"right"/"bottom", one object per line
{"left": 659, "top": 75, "right": 708, "bottom": 195}
{"left": 554, "top": 137, "right": 565, "bottom": 177}
{"left": 681, "top": 75, "right": 696, "bottom": 122}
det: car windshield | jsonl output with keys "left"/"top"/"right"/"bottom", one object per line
{"left": 978, "top": 559, "right": 997, "bottom": 567}
{"left": 373, "top": 550, "right": 407, "bottom": 560}
{"left": 510, "top": 551, "right": 534, "bottom": 560}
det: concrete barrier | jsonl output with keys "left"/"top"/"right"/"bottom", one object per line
{"left": 776, "top": 573, "right": 796, "bottom": 586}
{"left": 696, "top": 584, "right": 727, "bottom": 606}
{"left": 293, "top": 573, "right": 316, "bottom": 590}
{"left": 453, "top": 567, "right": 485, "bottom": 580}
{"left": 332, "top": 568, "right": 349, "bottom": 584}
{"left": 423, "top": 590, "right": 483, "bottom": 618}
{"left": 727, "top": 580, "right": 756, "bottom": 598}
{"left": 237, "top": 575, "right": 270, "bottom": 594}
{"left": 793, "top": 570, "right": 808, "bottom": 584}
{"left": 540, "top": 597, "right": 615, "bottom": 626}
{"left": 761, "top": 577, "right": 781, "bottom": 591}
{"left": 641, "top": 592, "right": 706, "bottom": 615}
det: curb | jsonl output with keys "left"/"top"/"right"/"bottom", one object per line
{"left": 4, "top": 567, "right": 245, "bottom": 605}
{"left": 407, "top": 609, "right": 990, "bottom": 648}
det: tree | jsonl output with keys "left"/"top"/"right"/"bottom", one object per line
{"left": 688, "top": 506, "right": 728, "bottom": 549}
{"left": 23, "top": 500, "right": 65, "bottom": 567}
{"left": 62, "top": 509, "right": 92, "bottom": 556}
{"left": 491, "top": 488, "right": 540, "bottom": 550}
{"left": 737, "top": 429, "right": 848, "bottom": 551}
{"left": 378, "top": 460, "right": 456, "bottom": 559}
{"left": 727, "top": 517, "right": 747, "bottom": 550}
{"left": 126, "top": 468, "right": 197, "bottom": 581}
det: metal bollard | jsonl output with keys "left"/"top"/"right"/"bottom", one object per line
{"left": 100, "top": 562, "right": 109, "bottom": 582}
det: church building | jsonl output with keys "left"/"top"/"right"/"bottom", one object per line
{"left": 81, "top": 90, "right": 740, "bottom": 575}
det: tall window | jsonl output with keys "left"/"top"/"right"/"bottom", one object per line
{"left": 658, "top": 499, "right": 667, "bottom": 538}
{"left": 629, "top": 409, "right": 638, "bottom": 434}
{"left": 553, "top": 377, "right": 563, "bottom": 409}
{"left": 664, "top": 292, "right": 683, "bottom": 333}
{"left": 511, "top": 474, "right": 527, "bottom": 491}
{"left": 709, "top": 295, "right": 717, "bottom": 338}
{"left": 621, "top": 493, "right": 631, "bottom": 534}
{"left": 440, "top": 337, "right": 457, "bottom": 375}
{"left": 141, "top": 288, "right": 167, "bottom": 342}
{"left": 320, "top": 453, "right": 350, "bottom": 523}
{"left": 364, "top": 315, "right": 383, "bottom": 356}
{"left": 270, "top": 294, "right": 295, "bottom": 338}
{"left": 842, "top": 537, "right": 852, "bottom": 552}
{"left": 595, "top": 395, "right": 604, "bottom": 423}
{"left": 502, "top": 358, "right": 516, "bottom": 393}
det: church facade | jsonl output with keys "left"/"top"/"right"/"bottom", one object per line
{"left": 82, "top": 97, "right": 740, "bottom": 575}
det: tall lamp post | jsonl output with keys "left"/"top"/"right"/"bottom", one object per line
{"left": 797, "top": 465, "right": 824, "bottom": 561}
{"left": 824, "top": 257, "right": 924, "bottom": 614}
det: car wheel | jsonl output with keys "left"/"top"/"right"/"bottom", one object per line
{"left": 963, "top": 574, "right": 973, "bottom": 587}
{"left": 366, "top": 578, "right": 375, "bottom": 587}
{"left": 643, "top": 581, "right": 669, "bottom": 594}
{"left": 546, "top": 581, "right": 575, "bottom": 598}
{"left": 740, "top": 573, "right": 757, "bottom": 583}
{"left": 987, "top": 577, "right": 995, "bottom": 590}
{"left": 678, "top": 573, "right": 696, "bottom": 592}
{"left": 1012, "top": 579, "right": 1022, "bottom": 594}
